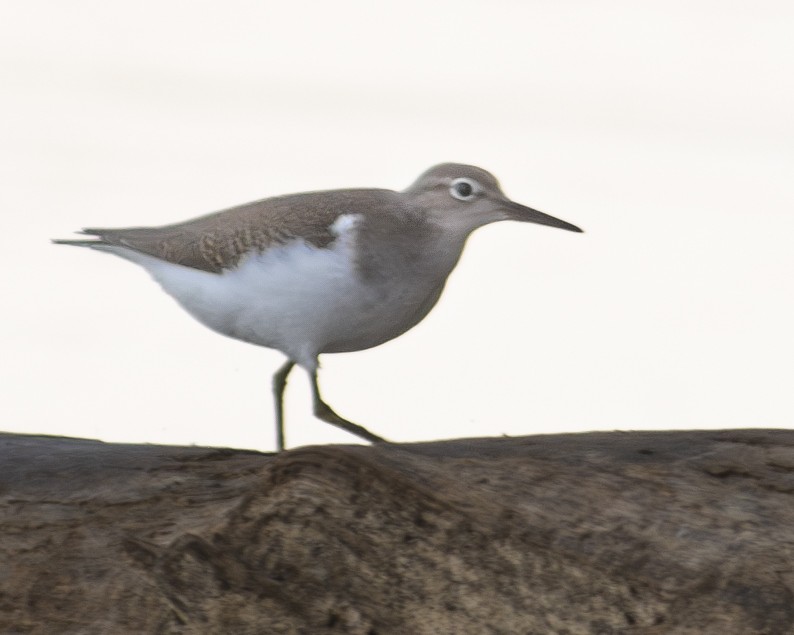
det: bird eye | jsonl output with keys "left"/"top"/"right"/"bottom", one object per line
{"left": 450, "top": 178, "right": 478, "bottom": 201}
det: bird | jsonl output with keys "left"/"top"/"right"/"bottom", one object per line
{"left": 54, "top": 163, "right": 582, "bottom": 451}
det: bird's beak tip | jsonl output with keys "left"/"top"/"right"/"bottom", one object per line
{"left": 506, "top": 200, "right": 584, "bottom": 234}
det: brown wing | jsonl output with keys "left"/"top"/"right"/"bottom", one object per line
{"left": 77, "top": 189, "right": 400, "bottom": 273}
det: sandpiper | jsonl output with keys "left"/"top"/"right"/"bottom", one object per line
{"left": 54, "top": 163, "right": 582, "bottom": 450}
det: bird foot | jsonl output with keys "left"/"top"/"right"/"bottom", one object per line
{"left": 313, "top": 401, "right": 389, "bottom": 445}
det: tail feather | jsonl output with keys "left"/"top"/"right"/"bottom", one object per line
{"left": 52, "top": 228, "right": 113, "bottom": 248}
{"left": 51, "top": 238, "right": 104, "bottom": 247}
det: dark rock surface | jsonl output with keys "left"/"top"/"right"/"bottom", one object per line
{"left": 2, "top": 429, "right": 794, "bottom": 634}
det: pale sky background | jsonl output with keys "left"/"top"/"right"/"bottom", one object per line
{"left": 1, "top": 1, "right": 792, "bottom": 452}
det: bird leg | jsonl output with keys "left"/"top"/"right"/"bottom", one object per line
{"left": 309, "top": 370, "right": 389, "bottom": 445}
{"left": 272, "top": 360, "right": 295, "bottom": 452}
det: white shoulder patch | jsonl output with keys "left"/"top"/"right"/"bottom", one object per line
{"left": 329, "top": 213, "right": 362, "bottom": 237}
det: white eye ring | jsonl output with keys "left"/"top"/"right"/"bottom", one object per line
{"left": 449, "top": 177, "right": 479, "bottom": 201}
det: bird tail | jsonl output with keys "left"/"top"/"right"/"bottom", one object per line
{"left": 51, "top": 229, "right": 113, "bottom": 248}
{"left": 51, "top": 238, "right": 102, "bottom": 247}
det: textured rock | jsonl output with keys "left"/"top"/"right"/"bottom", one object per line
{"left": 2, "top": 429, "right": 794, "bottom": 634}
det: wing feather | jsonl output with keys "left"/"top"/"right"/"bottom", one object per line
{"left": 63, "top": 189, "right": 399, "bottom": 273}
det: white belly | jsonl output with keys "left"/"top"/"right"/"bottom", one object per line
{"left": 108, "top": 215, "right": 440, "bottom": 370}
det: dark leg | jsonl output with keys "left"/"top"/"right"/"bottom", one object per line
{"left": 272, "top": 360, "right": 295, "bottom": 452}
{"left": 309, "top": 370, "right": 389, "bottom": 444}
